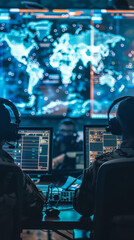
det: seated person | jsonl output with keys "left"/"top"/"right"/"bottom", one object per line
{"left": 73, "top": 97, "right": 134, "bottom": 216}
{"left": 0, "top": 99, "right": 45, "bottom": 220}
{"left": 53, "top": 118, "right": 83, "bottom": 170}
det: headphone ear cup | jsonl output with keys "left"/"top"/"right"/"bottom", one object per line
{"left": 8, "top": 123, "right": 20, "bottom": 141}
{"left": 109, "top": 117, "right": 122, "bottom": 135}
{"left": 5, "top": 123, "right": 20, "bottom": 142}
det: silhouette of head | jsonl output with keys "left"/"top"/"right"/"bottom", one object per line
{"left": 58, "top": 118, "right": 77, "bottom": 144}
{"left": 117, "top": 96, "right": 134, "bottom": 138}
{"left": 0, "top": 104, "right": 11, "bottom": 142}
{"left": 0, "top": 99, "right": 20, "bottom": 143}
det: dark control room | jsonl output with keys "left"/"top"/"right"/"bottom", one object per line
{"left": 0, "top": 0, "right": 134, "bottom": 239}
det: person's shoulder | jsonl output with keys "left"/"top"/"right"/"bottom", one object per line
{"left": 53, "top": 137, "right": 60, "bottom": 146}
{"left": 83, "top": 151, "right": 116, "bottom": 179}
{"left": 95, "top": 148, "right": 127, "bottom": 164}
{"left": 77, "top": 140, "right": 83, "bottom": 144}
{"left": 75, "top": 140, "right": 83, "bottom": 148}
{"left": 0, "top": 148, "right": 14, "bottom": 164}
{"left": 95, "top": 151, "right": 116, "bottom": 164}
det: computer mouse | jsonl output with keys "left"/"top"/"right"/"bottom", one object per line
{"left": 45, "top": 207, "right": 60, "bottom": 217}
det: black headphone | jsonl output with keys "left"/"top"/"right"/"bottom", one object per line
{"left": 106, "top": 96, "right": 133, "bottom": 135}
{"left": 0, "top": 98, "right": 21, "bottom": 144}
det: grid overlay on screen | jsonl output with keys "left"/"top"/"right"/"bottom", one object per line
{"left": 4, "top": 128, "right": 52, "bottom": 173}
{"left": 84, "top": 125, "right": 122, "bottom": 167}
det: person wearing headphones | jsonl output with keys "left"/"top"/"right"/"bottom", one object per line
{"left": 73, "top": 96, "right": 134, "bottom": 216}
{"left": 0, "top": 98, "right": 45, "bottom": 220}
{"left": 53, "top": 118, "right": 83, "bottom": 170}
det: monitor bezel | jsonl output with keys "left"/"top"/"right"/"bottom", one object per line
{"left": 84, "top": 125, "right": 107, "bottom": 169}
{"left": 17, "top": 127, "right": 53, "bottom": 175}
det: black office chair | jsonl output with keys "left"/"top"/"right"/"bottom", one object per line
{"left": 93, "top": 158, "right": 134, "bottom": 240}
{"left": 0, "top": 162, "right": 23, "bottom": 240}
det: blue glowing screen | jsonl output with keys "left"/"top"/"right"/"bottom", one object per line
{"left": 90, "top": 10, "right": 134, "bottom": 118}
{"left": 0, "top": 9, "right": 91, "bottom": 117}
{"left": 0, "top": 9, "right": 134, "bottom": 118}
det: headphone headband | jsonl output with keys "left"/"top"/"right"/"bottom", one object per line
{"left": 0, "top": 98, "right": 21, "bottom": 125}
{"left": 107, "top": 96, "right": 133, "bottom": 135}
{"left": 108, "top": 96, "right": 132, "bottom": 123}
{"left": 0, "top": 98, "right": 21, "bottom": 144}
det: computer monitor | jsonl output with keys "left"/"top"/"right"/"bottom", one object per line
{"left": 0, "top": 8, "right": 91, "bottom": 118}
{"left": 84, "top": 125, "right": 122, "bottom": 168}
{"left": 3, "top": 128, "right": 53, "bottom": 174}
{"left": 0, "top": 9, "right": 134, "bottom": 119}
{"left": 90, "top": 10, "right": 134, "bottom": 119}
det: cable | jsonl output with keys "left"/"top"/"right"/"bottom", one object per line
{"left": 44, "top": 183, "right": 60, "bottom": 210}
{"left": 45, "top": 184, "right": 51, "bottom": 210}
{"left": 51, "top": 184, "right": 60, "bottom": 208}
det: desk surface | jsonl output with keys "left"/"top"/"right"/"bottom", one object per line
{"left": 22, "top": 206, "right": 92, "bottom": 230}
{"left": 23, "top": 182, "right": 92, "bottom": 230}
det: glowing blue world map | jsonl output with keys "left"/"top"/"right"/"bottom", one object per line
{"left": 0, "top": 12, "right": 129, "bottom": 117}
{"left": 50, "top": 26, "right": 124, "bottom": 84}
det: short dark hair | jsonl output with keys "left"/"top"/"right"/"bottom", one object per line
{"left": 59, "top": 118, "right": 75, "bottom": 127}
{"left": 117, "top": 96, "right": 134, "bottom": 137}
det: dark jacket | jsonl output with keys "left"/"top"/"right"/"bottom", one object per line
{"left": 0, "top": 147, "right": 45, "bottom": 219}
{"left": 73, "top": 140, "right": 134, "bottom": 216}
